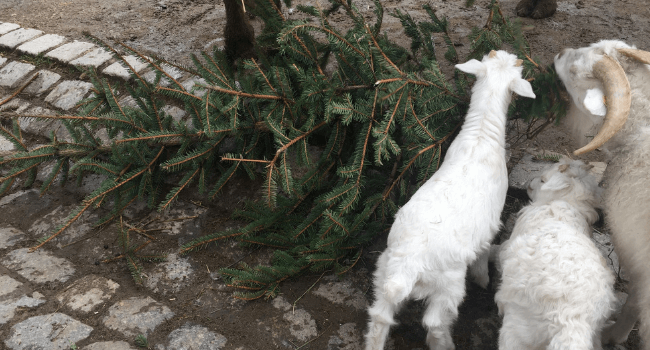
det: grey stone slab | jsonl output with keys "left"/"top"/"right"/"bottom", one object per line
{"left": 57, "top": 275, "right": 119, "bottom": 313}
{"left": 144, "top": 253, "right": 193, "bottom": 294}
{"left": 0, "top": 56, "right": 7, "bottom": 67}
{"left": 45, "top": 41, "right": 95, "bottom": 63}
{"left": 44, "top": 80, "right": 94, "bottom": 110}
{"left": 70, "top": 47, "right": 113, "bottom": 68}
{"left": 0, "top": 226, "right": 27, "bottom": 249}
{"left": 327, "top": 323, "right": 362, "bottom": 350}
{"left": 162, "top": 105, "right": 186, "bottom": 123}
{"left": 143, "top": 63, "right": 184, "bottom": 87}
{"left": 19, "top": 106, "right": 56, "bottom": 139}
{"left": 16, "top": 33, "right": 66, "bottom": 55}
{"left": 0, "top": 189, "right": 41, "bottom": 208}
{"left": 103, "top": 296, "right": 174, "bottom": 337}
{"left": 272, "top": 296, "right": 318, "bottom": 342}
{"left": 83, "top": 341, "right": 136, "bottom": 350}
{"left": 29, "top": 205, "right": 98, "bottom": 247}
{"left": 0, "top": 28, "right": 43, "bottom": 49}
{"left": 4, "top": 313, "right": 93, "bottom": 350}
{"left": 0, "top": 23, "right": 20, "bottom": 35}
{"left": 0, "top": 134, "right": 14, "bottom": 154}
{"left": 181, "top": 77, "right": 208, "bottom": 98}
{"left": 1, "top": 248, "right": 75, "bottom": 283}
{"left": 0, "top": 96, "right": 30, "bottom": 113}
{"left": 143, "top": 202, "right": 207, "bottom": 237}
{"left": 24, "top": 69, "right": 62, "bottom": 95}
{"left": 156, "top": 324, "right": 227, "bottom": 350}
{"left": 0, "top": 276, "right": 46, "bottom": 325}
{"left": 313, "top": 277, "right": 368, "bottom": 310}
{"left": 102, "top": 55, "right": 150, "bottom": 80}
{"left": 0, "top": 61, "right": 36, "bottom": 88}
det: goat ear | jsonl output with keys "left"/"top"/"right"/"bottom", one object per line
{"left": 583, "top": 88, "right": 607, "bottom": 116}
{"left": 558, "top": 163, "right": 570, "bottom": 173}
{"left": 510, "top": 78, "right": 536, "bottom": 99}
{"left": 455, "top": 59, "right": 486, "bottom": 76}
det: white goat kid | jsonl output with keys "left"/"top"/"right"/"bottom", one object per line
{"left": 554, "top": 40, "right": 650, "bottom": 348}
{"left": 496, "top": 159, "right": 616, "bottom": 350}
{"left": 364, "top": 50, "right": 535, "bottom": 350}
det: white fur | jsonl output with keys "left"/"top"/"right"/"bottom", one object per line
{"left": 554, "top": 40, "right": 650, "bottom": 349}
{"left": 495, "top": 159, "right": 616, "bottom": 350}
{"left": 364, "top": 50, "right": 535, "bottom": 350}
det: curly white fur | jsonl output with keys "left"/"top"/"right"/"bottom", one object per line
{"left": 495, "top": 159, "right": 616, "bottom": 350}
{"left": 554, "top": 40, "right": 650, "bottom": 348}
{"left": 364, "top": 50, "right": 535, "bottom": 350}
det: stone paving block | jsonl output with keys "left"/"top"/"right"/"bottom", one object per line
{"left": 70, "top": 47, "right": 113, "bottom": 68}
{"left": 23, "top": 69, "right": 62, "bottom": 95}
{"left": 29, "top": 205, "right": 98, "bottom": 247}
{"left": 0, "top": 134, "right": 14, "bottom": 154}
{"left": 143, "top": 63, "right": 184, "bottom": 87}
{"left": 46, "top": 40, "right": 95, "bottom": 62}
{"left": 16, "top": 33, "right": 66, "bottom": 55}
{"left": 162, "top": 105, "right": 186, "bottom": 123}
{"left": 103, "top": 55, "right": 150, "bottom": 79}
{"left": 103, "top": 296, "right": 175, "bottom": 337}
{"left": 4, "top": 313, "right": 93, "bottom": 350}
{"left": 313, "top": 277, "right": 368, "bottom": 310}
{"left": 272, "top": 296, "right": 318, "bottom": 342}
{"left": 0, "top": 23, "right": 20, "bottom": 35}
{"left": 0, "top": 56, "right": 7, "bottom": 67}
{"left": 57, "top": 274, "right": 119, "bottom": 313}
{"left": 144, "top": 253, "right": 194, "bottom": 294}
{"left": 1, "top": 248, "right": 76, "bottom": 283}
{"left": 0, "top": 274, "right": 46, "bottom": 324}
{"left": 0, "top": 95, "right": 30, "bottom": 113}
{"left": 0, "top": 28, "right": 43, "bottom": 49}
{"left": 0, "top": 226, "right": 27, "bottom": 249}
{"left": 181, "top": 77, "right": 208, "bottom": 98}
{"left": 44, "top": 80, "right": 94, "bottom": 110}
{"left": 19, "top": 106, "right": 56, "bottom": 138}
{"left": 327, "top": 323, "right": 362, "bottom": 350}
{"left": 0, "top": 61, "right": 36, "bottom": 88}
{"left": 156, "top": 323, "right": 227, "bottom": 350}
{"left": 83, "top": 341, "right": 136, "bottom": 350}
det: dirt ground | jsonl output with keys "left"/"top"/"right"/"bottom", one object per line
{"left": 1, "top": 0, "right": 649, "bottom": 349}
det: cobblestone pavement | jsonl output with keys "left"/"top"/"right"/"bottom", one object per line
{"left": 0, "top": 20, "right": 635, "bottom": 350}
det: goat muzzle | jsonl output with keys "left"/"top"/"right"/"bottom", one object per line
{"left": 573, "top": 54, "right": 631, "bottom": 155}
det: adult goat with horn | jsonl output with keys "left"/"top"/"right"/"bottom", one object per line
{"left": 554, "top": 40, "right": 650, "bottom": 349}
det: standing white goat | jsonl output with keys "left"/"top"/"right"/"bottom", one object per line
{"left": 364, "top": 50, "right": 535, "bottom": 350}
{"left": 554, "top": 40, "right": 650, "bottom": 349}
{"left": 496, "top": 158, "right": 616, "bottom": 350}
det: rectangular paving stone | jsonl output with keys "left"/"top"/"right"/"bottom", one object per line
{"left": 0, "top": 28, "right": 43, "bottom": 49}
{"left": 1, "top": 248, "right": 75, "bottom": 283}
{"left": 102, "top": 55, "right": 150, "bottom": 80}
{"left": 181, "top": 77, "right": 208, "bottom": 98}
{"left": 0, "top": 23, "right": 20, "bottom": 35}
{"left": 143, "top": 63, "right": 184, "bottom": 87}
{"left": 0, "top": 61, "right": 36, "bottom": 88}
{"left": 45, "top": 40, "right": 95, "bottom": 63}
{"left": 69, "top": 47, "right": 113, "bottom": 68}
{"left": 24, "top": 69, "right": 62, "bottom": 95}
{"left": 17, "top": 33, "right": 66, "bottom": 55}
{"left": 0, "top": 226, "right": 27, "bottom": 249}
{"left": 0, "top": 57, "right": 7, "bottom": 67}
{"left": 0, "top": 134, "right": 14, "bottom": 155}
{"left": 0, "top": 96, "right": 30, "bottom": 113}
{"left": 44, "top": 80, "right": 94, "bottom": 110}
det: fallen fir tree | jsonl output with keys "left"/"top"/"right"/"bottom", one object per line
{"left": 0, "top": 0, "right": 565, "bottom": 299}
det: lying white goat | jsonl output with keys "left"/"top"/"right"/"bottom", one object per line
{"left": 364, "top": 50, "right": 535, "bottom": 350}
{"left": 496, "top": 158, "right": 616, "bottom": 350}
{"left": 554, "top": 40, "right": 650, "bottom": 348}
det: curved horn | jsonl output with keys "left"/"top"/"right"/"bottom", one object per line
{"left": 489, "top": 50, "right": 497, "bottom": 58}
{"left": 574, "top": 54, "right": 631, "bottom": 155}
{"left": 617, "top": 48, "right": 650, "bottom": 65}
